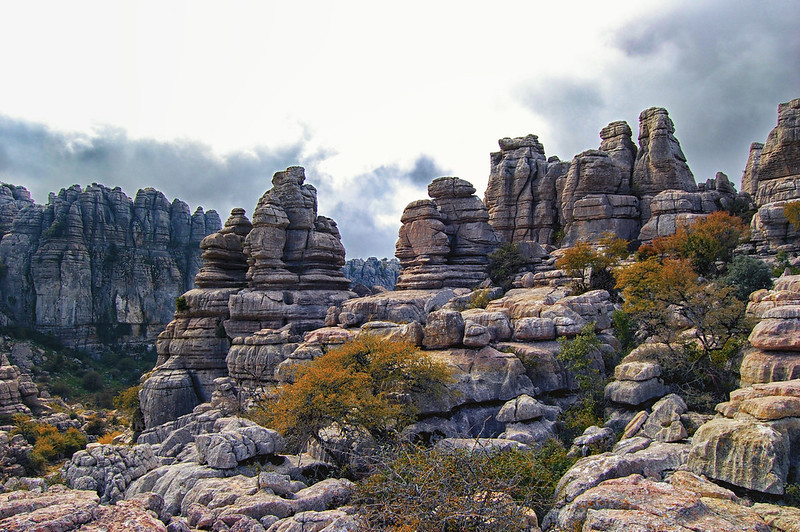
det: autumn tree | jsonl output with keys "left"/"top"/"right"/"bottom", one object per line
{"left": 257, "top": 335, "right": 451, "bottom": 456}
{"left": 555, "top": 233, "right": 629, "bottom": 293}
{"left": 784, "top": 200, "right": 800, "bottom": 230}
{"left": 637, "top": 211, "right": 748, "bottom": 277}
{"left": 615, "top": 257, "right": 750, "bottom": 409}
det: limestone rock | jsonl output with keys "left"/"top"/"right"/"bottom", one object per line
{"left": 748, "top": 305, "right": 800, "bottom": 351}
{"left": 687, "top": 417, "right": 789, "bottom": 494}
{"left": 422, "top": 309, "right": 465, "bottom": 348}
{"left": 748, "top": 99, "right": 800, "bottom": 252}
{"left": 604, "top": 377, "right": 667, "bottom": 406}
{"left": 63, "top": 444, "right": 159, "bottom": 503}
{"left": 632, "top": 107, "right": 696, "bottom": 197}
{"left": 0, "top": 485, "right": 167, "bottom": 532}
{"left": 196, "top": 423, "right": 284, "bottom": 469}
{"left": 485, "top": 134, "right": 563, "bottom": 244}
{"left": 342, "top": 257, "right": 400, "bottom": 291}
{"left": 0, "top": 355, "right": 41, "bottom": 416}
{"left": 0, "top": 183, "right": 220, "bottom": 350}
{"left": 548, "top": 474, "right": 770, "bottom": 532}
{"left": 396, "top": 177, "right": 499, "bottom": 290}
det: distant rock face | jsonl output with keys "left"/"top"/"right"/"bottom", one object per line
{"left": 342, "top": 257, "right": 400, "bottom": 291}
{"left": 0, "top": 183, "right": 220, "bottom": 350}
{"left": 140, "top": 167, "right": 356, "bottom": 428}
{"left": 748, "top": 98, "right": 800, "bottom": 253}
{"left": 396, "top": 177, "right": 500, "bottom": 290}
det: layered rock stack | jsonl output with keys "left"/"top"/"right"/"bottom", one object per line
{"left": 141, "top": 209, "right": 254, "bottom": 427}
{"left": 395, "top": 177, "right": 499, "bottom": 290}
{"left": 140, "top": 167, "right": 356, "bottom": 428}
{"left": 226, "top": 167, "right": 353, "bottom": 336}
{"left": 0, "top": 183, "right": 220, "bottom": 350}
{"left": 741, "top": 274, "right": 800, "bottom": 386}
{"left": 0, "top": 354, "right": 41, "bottom": 417}
{"left": 748, "top": 98, "right": 800, "bottom": 253}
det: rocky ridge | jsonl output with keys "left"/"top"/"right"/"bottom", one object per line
{"left": 0, "top": 182, "right": 220, "bottom": 350}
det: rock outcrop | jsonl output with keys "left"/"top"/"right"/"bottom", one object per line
{"left": 688, "top": 378, "right": 800, "bottom": 494}
{"left": 0, "top": 183, "right": 220, "bottom": 350}
{"left": 484, "top": 135, "right": 566, "bottom": 244}
{"left": 485, "top": 107, "right": 739, "bottom": 249}
{"left": 748, "top": 98, "right": 800, "bottom": 253}
{"left": 0, "top": 354, "right": 41, "bottom": 417}
{"left": 140, "top": 167, "right": 356, "bottom": 428}
{"left": 395, "top": 177, "right": 499, "bottom": 289}
{"left": 742, "top": 274, "right": 800, "bottom": 387}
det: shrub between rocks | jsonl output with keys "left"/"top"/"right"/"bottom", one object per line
{"left": 355, "top": 439, "right": 575, "bottom": 531}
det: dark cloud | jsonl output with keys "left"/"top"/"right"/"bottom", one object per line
{"left": 515, "top": 78, "right": 606, "bottom": 160}
{"left": 514, "top": 1, "right": 800, "bottom": 186}
{"left": 0, "top": 116, "right": 443, "bottom": 259}
{"left": 326, "top": 155, "right": 448, "bottom": 259}
{"left": 408, "top": 155, "right": 448, "bottom": 185}
{"left": 0, "top": 115, "right": 315, "bottom": 220}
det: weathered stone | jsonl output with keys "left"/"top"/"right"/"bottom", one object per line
{"left": 423, "top": 309, "right": 465, "bottom": 348}
{"left": 63, "top": 444, "right": 159, "bottom": 503}
{"left": 396, "top": 177, "right": 499, "bottom": 290}
{"left": 496, "top": 394, "right": 546, "bottom": 423}
{"left": 605, "top": 377, "right": 667, "bottom": 406}
{"left": 633, "top": 107, "right": 697, "bottom": 197}
{"left": 614, "top": 361, "right": 661, "bottom": 382}
{"left": 748, "top": 306, "right": 800, "bottom": 351}
{"left": 687, "top": 417, "right": 789, "bottom": 494}
{"left": 0, "top": 184, "right": 220, "bottom": 350}
{"left": 549, "top": 474, "right": 770, "bottom": 532}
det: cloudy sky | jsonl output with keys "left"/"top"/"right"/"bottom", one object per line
{"left": 0, "top": 1, "right": 797, "bottom": 258}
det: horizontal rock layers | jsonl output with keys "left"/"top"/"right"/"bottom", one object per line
{"left": 395, "top": 177, "right": 500, "bottom": 290}
{"left": 140, "top": 167, "right": 356, "bottom": 428}
{"left": 0, "top": 183, "right": 220, "bottom": 350}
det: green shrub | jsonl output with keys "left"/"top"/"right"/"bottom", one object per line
{"left": 556, "top": 324, "right": 606, "bottom": 444}
{"left": 81, "top": 370, "right": 104, "bottom": 391}
{"left": 488, "top": 243, "right": 526, "bottom": 291}
{"left": 773, "top": 250, "right": 800, "bottom": 276}
{"left": 356, "top": 440, "right": 575, "bottom": 530}
{"left": 175, "top": 296, "right": 189, "bottom": 312}
{"left": 721, "top": 255, "right": 773, "bottom": 301}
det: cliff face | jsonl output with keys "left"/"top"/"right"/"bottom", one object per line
{"left": 0, "top": 183, "right": 220, "bottom": 350}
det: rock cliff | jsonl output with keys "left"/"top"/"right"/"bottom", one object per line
{"left": 342, "top": 257, "right": 400, "bottom": 291}
{"left": 0, "top": 183, "right": 220, "bottom": 350}
{"left": 747, "top": 98, "right": 800, "bottom": 253}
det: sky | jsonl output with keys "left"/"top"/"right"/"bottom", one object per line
{"left": 0, "top": 0, "right": 798, "bottom": 259}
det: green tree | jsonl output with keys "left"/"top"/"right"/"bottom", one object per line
{"left": 488, "top": 243, "right": 526, "bottom": 291}
{"left": 721, "top": 255, "right": 773, "bottom": 301}
{"left": 257, "top": 335, "right": 451, "bottom": 455}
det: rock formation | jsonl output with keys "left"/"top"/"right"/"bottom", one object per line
{"left": 140, "top": 167, "right": 356, "bottom": 428}
{"left": 395, "top": 176, "right": 500, "bottom": 290}
{"left": 0, "top": 183, "right": 220, "bottom": 350}
{"left": 747, "top": 98, "right": 800, "bottom": 253}
{"left": 342, "top": 257, "right": 400, "bottom": 291}
{"left": 485, "top": 107, "right": 742, "bottom": 251}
